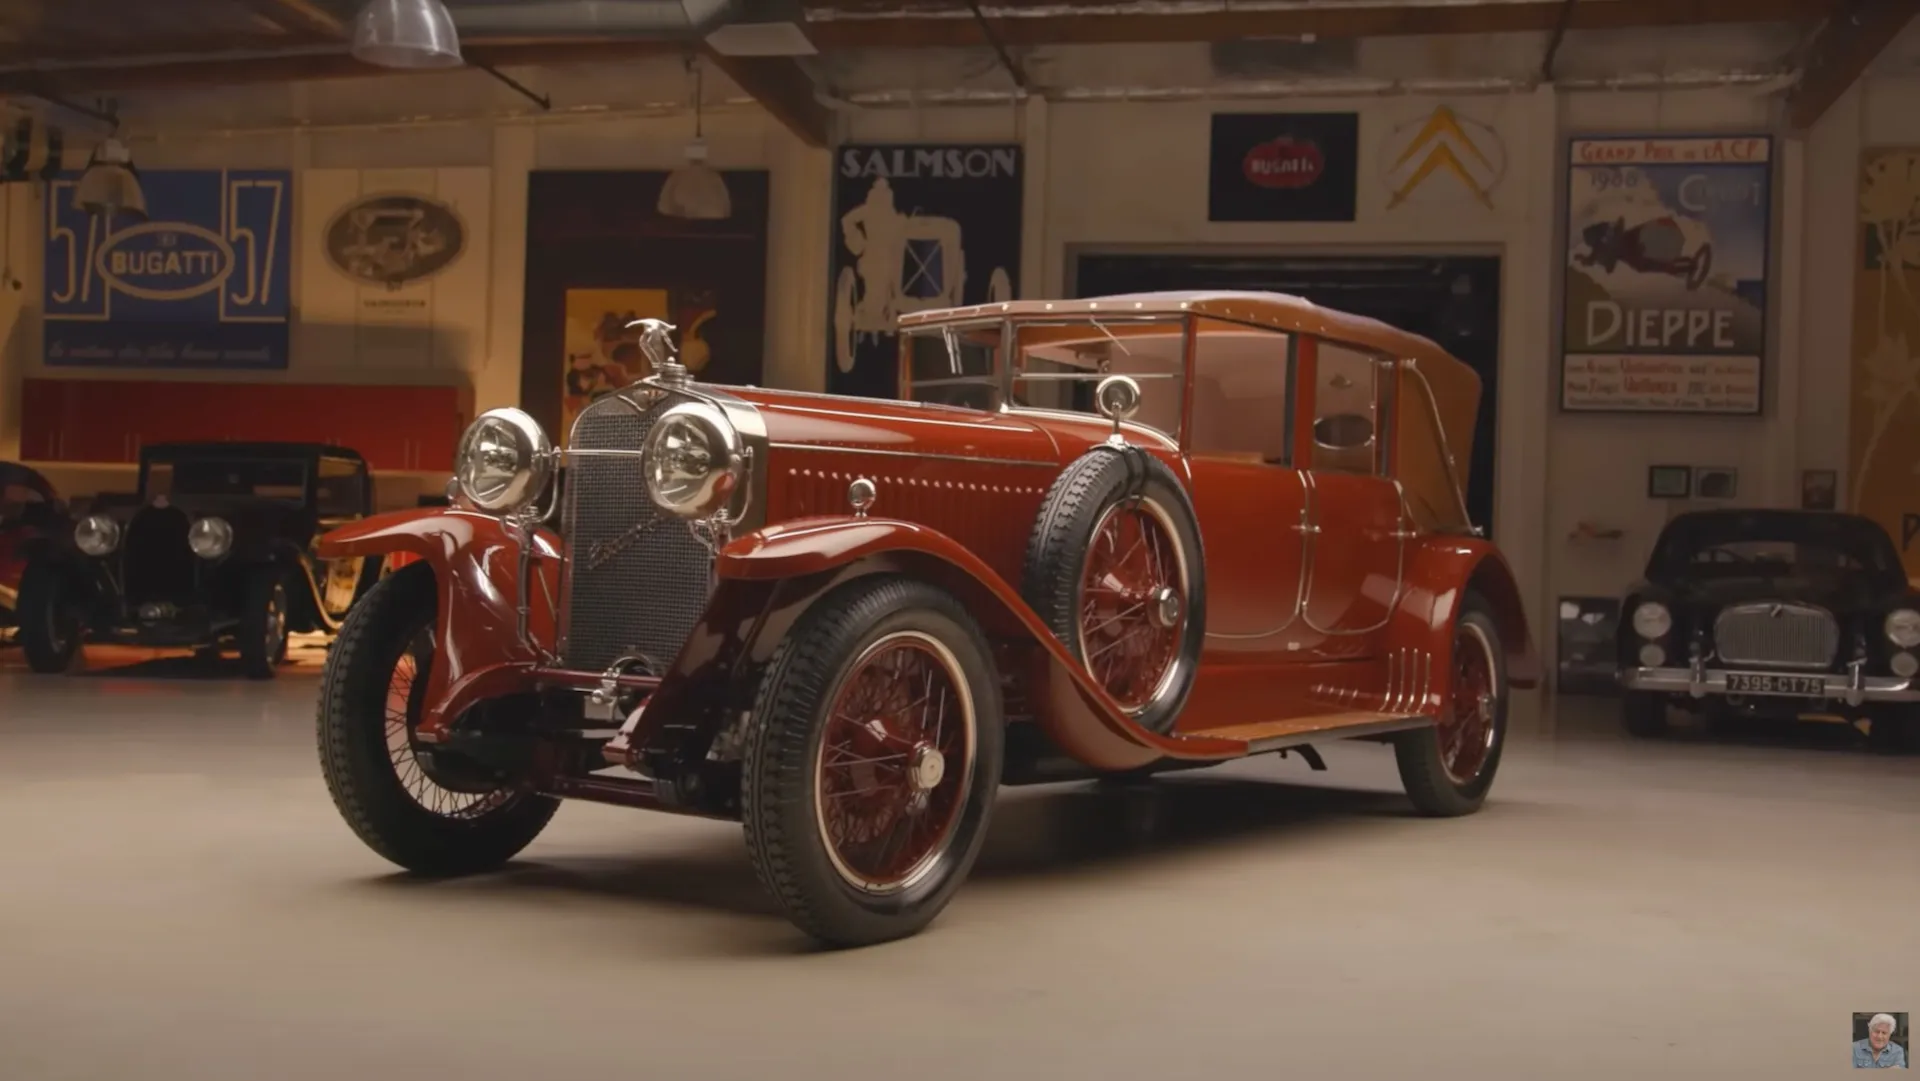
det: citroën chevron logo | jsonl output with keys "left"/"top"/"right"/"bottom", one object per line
{"left": 1381, "top": 105, "right": 1506, "bottom": 209}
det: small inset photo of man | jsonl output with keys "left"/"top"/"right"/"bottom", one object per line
{"left": 1855, "top": 1012, "right": 1909, "bottom": 1068}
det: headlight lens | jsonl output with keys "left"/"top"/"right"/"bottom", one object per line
{"left": 1892, "top": 652, "right": 1919, "bottom": 679}
{"left": 644, "top": 402, "right": 743, "bottom": 519}
{"left": 455, "top": 407, "right": 553, "bottom": 514}
{"left": 73, "top": 514, "right": 120, "bottom": 557}
{"left": 187, "top": 516, "right": 233, "bottom": 559}
{"left": 1886, "top": 608, "right": 1920, "bottom": 648}
{"left": 1631, "top": 601, "right": 1672, "bottom": 640}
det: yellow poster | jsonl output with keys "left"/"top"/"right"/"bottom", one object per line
{"left": 1850, "top": 149, "right": 1920, "bottom": 579}
{"left": 560, "top": 288, "right": 669, "bottom": 445}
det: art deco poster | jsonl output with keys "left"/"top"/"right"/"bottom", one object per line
{"left": 1850, "top": 149, "right": 1920, "bottom": 579}
{"left": 1561, "top": 136, "right": 1771, "bottom": 414}
{"left": 828, "top": 144, "right": 1023, "bottom": 400}
{"left": 299, "top": 167, "right": 491, "bottom": 372}
{"left": 559, "top": 287, "right": 722, "bottom": 444}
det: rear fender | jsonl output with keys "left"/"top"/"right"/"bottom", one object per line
{"left": 701, "top": 517, "right": 1243, "bottom": 770}
{"left": 1384, "top": 537, "right": 1541, "bottom": 717}
{"left": 317, "top": 509, "right": 562, "bottom": 738}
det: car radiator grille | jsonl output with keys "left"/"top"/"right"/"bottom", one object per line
{"left": 558, "top": 394, "right": 715, "bottom": 675}
{"left": 1713, "top": 603, "right": 1839, "bottom": 669}
{"left": 123, "top": 505, "right": 195, "bottom": 605}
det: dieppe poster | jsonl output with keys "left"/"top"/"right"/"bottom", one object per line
{"left": 44, "top": 168, "right": 293, "bottom": 369}
{"left": 1561, "top": 136, "right": 1771, "bottom": 414}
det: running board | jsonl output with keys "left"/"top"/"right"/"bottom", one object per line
{"left": 1180, "top": 712, "right": 1432, "bottom": 754}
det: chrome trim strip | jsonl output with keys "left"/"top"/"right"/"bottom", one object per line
{"left": 1620, "top": 666, "right": 1920, "bottom": 706}
{"left": 767, "top": 441, "right": 1057, "bottom": 468}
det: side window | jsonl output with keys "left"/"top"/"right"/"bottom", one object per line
{"left": 1311, "top": 341, "right": 1386, "bottom": 475}
{"left": 1188, "top": 319, "right": 1291, "bottom": 463}
{"left": 1014, "top": 320, "right": 1186, "bottom": 440}
{"left": 316, "top": 456, "right": 368, "bottom": 517}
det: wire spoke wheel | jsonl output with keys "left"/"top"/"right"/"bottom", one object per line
{"left": 1077, "top": 500, "right": 1186, "bottom": 714}
{"left": 382, "top": 629, "right": 513, "bottom": 821}
{"left": 1439, "top": 620, "right": 1500, "bottom": 785}
{"left": 814, "top": 631, "right": 977, "bottom": 895}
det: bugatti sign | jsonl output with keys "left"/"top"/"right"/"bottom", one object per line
{"left": 44, "top": 168, "right": 292, "bottom": 370}
{"left": 323, "top": 192, "right": 466, "bottom": 290}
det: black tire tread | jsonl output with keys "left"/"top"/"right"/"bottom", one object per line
{"left": 238, "top": 567, "right": 285, "bottom": 680}
{"left": 1621, "top": 691, "right": 1670, "bottom": 738}
{"left": 1393, "top": 594, "right": 1506, "bottom": 818}
{"left": 16, "top": 561, "right": 79, "bottom": 675}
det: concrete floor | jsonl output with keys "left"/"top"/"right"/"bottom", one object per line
{"left": 1, "top": 645, "right": 1916, "bottom": 1081}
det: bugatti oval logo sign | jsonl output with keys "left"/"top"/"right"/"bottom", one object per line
{"left": 1243, "top": 138, "right": 1324, "bottom": 189}
{"left": 324, "top": 192, "right": 465, "bottom": 290}
{"left": 94, "top": 223, "right": 235, "bottom": 302}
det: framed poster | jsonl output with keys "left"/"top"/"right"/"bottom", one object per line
{"left": 828, "top": 144, "right": 1023, "bottom": 400}
{"left": 1850, "top": 148, "right": 1920, "bottom": 580}
{"left": 1208, "top": 112, "right": 1359, "bottom": 222}
{"left": 1561, "top": 136, "right": 1771, "bottom": 414}
{"left": 44, "top": 169, "right": 292, "bottom": 369}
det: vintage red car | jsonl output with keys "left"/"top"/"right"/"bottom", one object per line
{"left": 314, "top": 293, "right": 1538, "bottom": 947}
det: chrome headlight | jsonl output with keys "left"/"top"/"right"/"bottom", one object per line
{"left": 455, "top": 407, "right": 553, "bottom": 514}
{"left": 1886, "top": 608, "right": 1920, "bottom": 649}
{"left": 644, "top": 401, "right": 744, "bottom": 520}
{"left": 74, "top": 514, "right": 120, "bottom": 557}
{"left": 1631, "top": 601, "right": 1672, "bottom": 640}
{"left": 188, "top": 516, "right": 233, "bottom": 560}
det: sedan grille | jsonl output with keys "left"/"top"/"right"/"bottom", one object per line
{"left": 1713, "top": 602, "right": 1839, "bottom": 669}
{"left": 558, "top": 394, "right": 715, "bottom": 675}
{"left": 122, "top": 505, "right": 195, "bottom": 605}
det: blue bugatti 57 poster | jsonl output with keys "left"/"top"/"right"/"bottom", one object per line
{"left": 44, "top": 169, "right": 292, "bottom": 369}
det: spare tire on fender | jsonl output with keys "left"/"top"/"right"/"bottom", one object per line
{"left": 1020, "top": 444, "right": 1206, "bottom": 734}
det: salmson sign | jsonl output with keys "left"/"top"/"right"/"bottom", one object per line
{"left": 44, "top": 169, "right": 292, "bottom": 369}
{"left": 1561, "top": 136, "right": 1772, "bottom": 414}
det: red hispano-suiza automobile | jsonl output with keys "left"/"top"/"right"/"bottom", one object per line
{"left": 313, "top": 292, "right": 1539, "bottom": 948}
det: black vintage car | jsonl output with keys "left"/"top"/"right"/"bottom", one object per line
{"left": 1617, "top": 509, "right": 1920, "bottom": 751}
{"left": 13, "top": 443, "right": 381, "bottom": 678}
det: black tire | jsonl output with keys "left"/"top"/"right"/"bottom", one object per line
{"left": 238, "top": 567, "right": 290, "bottom": 680}
{"left": 1021, "top": 446, "right": 1205, "bottom": 734}
{"left": 316, "top": 562, "right": 558, "bottom": 876}
{"left": 1866, "top": 711, "right": 1920, "bottom": 755}
{"left": 742, "top": 576, "right": 1004, "bottom": 948}
{"left": 16, "top": 560, "right": 82, "bottom": 674}
{"left": 1394, "top": 593, "right": 1508, "bottom": 817}
{"left": 1621, "top": 691, "right": 1671, "bottom": 738}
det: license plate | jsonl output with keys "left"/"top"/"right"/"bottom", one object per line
{"left": 1724, "top": 672, "right": 1827, "bottom": 697}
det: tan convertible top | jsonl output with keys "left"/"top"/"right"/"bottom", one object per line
{"left": 902, "top": 291, "right": 1483, "bottom": 533}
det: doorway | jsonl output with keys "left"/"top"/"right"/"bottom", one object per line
{"left": 1073, "top": 252, "right": 1502, "bottom": 537}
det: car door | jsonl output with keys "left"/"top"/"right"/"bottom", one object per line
{"left": 1299, "top": 338, "right": 1408, "bottom": 657}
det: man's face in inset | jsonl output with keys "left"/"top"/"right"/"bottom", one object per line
{"left": 1869, "top": 1021, "right": 1894, "bottom": 1050}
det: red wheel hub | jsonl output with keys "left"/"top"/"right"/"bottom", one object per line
{"left": 1439, "top": 623, "right": 1498, "bottom": 784}
{"left": 1078, "top": 501, "right": 1184, "bottom": 713}
{"left": 816, "top": 634, "right": 974, "bottom": 894}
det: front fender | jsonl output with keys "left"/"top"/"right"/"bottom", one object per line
{"left": 1385, "top": 537, "right": 1541, "bottom": 715}
{"left": 714, "top": 518, "right": 1240, "bottom": 770}
{"left": 319, "top": 509, "right": 562, "bottom": 737}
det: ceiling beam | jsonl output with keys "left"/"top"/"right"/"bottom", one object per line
{"left": 803, "top": 0, "right": 1842, "bottom": 49}
{"left": 701, "top": 50, "right": 831, "bottom": 147}
{"left": 1783, "top": 0, "right": 1919, "bottom": 129}
{"left": 229, "top": 0, "right": 347, "bottom": 39}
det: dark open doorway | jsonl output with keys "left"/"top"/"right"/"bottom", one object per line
{"left": 1073, "top": 252, "right": 1502, "bottom": 537}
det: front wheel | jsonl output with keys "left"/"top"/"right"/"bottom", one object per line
{"left": 238, "top": 568, "right": 290, "bottom": 680}
{"left": 1621, "top": 691, "right": 1670, "bottom": 738}
{"left": 742, "top": 576, "right": 1004, "bottom": 948}
{"left": 1393, "top": 594, "right": 1508, "bottom": 817}
{"left": 316, "top": 562, "right": 558, "bottom": 875}
{"left": 16, "top": 561, "right": 82, "bottom": 674}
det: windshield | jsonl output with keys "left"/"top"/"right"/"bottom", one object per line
{"left": 146, "top": 458, "right": 309, "bottom": 503}
{"left": 1650, "top": 513, "right": 1904, "bottom": 587}
{"left": 903, "top": 323, "right": 1001, "bottom": 410}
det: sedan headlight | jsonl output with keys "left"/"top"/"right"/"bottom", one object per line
{"left": 1886, "top": 608, "right": 1920, "bottom": 648}
{"left": 73, "top": 514, "right": 121, "bottom": 557}
{"left": 1631, "top": 601, "right": 1672, "bottom": 640}
{"left": 455, "top": 407, "right": 553, "bottom": 514}
{"left": 644, "top": 401, "right": 745, "bottom": 519}
{"left": 187, "top": 516, "right": 233, "bottom": 560}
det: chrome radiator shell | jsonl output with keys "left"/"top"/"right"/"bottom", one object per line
{"left": 1712, "top": 602, "right": 1840, "bottom": 670}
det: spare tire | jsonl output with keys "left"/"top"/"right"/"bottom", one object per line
{"left": 1020, "top": 445, "right": 1206, "bottom": 734}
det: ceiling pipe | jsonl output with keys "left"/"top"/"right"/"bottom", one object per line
{"left": 446, "top": 0, "right": 740, "bottom": 36}
{"left": 802, "top": 0, "right": 1553, "bottom": 21}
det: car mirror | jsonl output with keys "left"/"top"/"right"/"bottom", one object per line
{"left": 1313, "top": 413, "right": 1374, "bottom": 450}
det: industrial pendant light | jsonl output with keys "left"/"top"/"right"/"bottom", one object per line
{"left": 350, "top": 0, "right": 463, "bottom": 69}
{"left": 74, "top": 137, "right": 147, "bottom": 224}
{"left": 657, "top": 57, "right": 731, "bottom": 221}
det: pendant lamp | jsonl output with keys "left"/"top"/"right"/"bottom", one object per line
{"left": 657, "top": 58, "right": 731, "bottom": 221}
{"left": 74, "top": 137, "right": 147, "bottom": 224}
{"left": 351, "top": 0, "right": 463, "bottom": 69}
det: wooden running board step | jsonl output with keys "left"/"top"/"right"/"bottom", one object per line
{"left": 1180, "top": 711, "right": 1432, "bottom": 754}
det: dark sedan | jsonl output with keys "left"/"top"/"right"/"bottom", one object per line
{"left": 1617, "top": 509, "right": 1920, "bottom": 751}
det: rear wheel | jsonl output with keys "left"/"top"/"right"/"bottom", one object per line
{"left": 1621, "top": 691, "right": 1671, "bottom": 738}
{"left": 1394, "top": 594, "right": 1508, "bottom": 817}
{"left": 317, "top": 562, "right": 558, "bottom": 875}
{"left": 743, "top": 576, "right": 1003, "bottom": 948}
{"left": 17, "top": 561, "right": 82, "bottom": 674}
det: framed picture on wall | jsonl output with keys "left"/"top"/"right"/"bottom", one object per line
{"left": 1556, "top": 596, "right": 1622, "bottom": 696}
{"left": 1695, "top": 466, "right": 1739, "bottom": 500}
{"left": 1647, "top": 464, "right": 1691, "bottom": 499}
{"left": 1801, "top": 468, "right": 1838, "bottom": 511}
